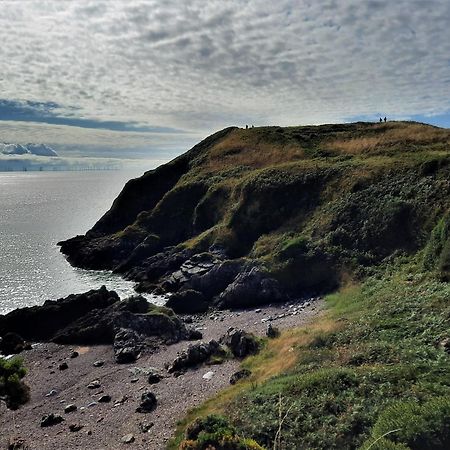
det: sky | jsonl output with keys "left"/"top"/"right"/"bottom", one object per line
{"left": 0, "top": 0, "right": 450, "bottom": 162}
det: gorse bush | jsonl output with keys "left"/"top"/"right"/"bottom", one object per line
{"left": 0, "top": 357, "right": 29, "bottom": 409}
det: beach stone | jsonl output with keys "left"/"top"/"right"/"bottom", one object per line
{"left": 98, "top": 395, "right": 111, "bottom": 403}
{"left": 230, "top": 369, "right": 252, "bottom": 385}
{"left": 121, "top": 434, "right": 135, "bottom": 444}
{"left": 45, "top": 389, "right": 58, "bottom": 397}
{"left": 139, "top": 421, "right": 154, "bottom": 433}
{"left": 202, "top": 371, "right": 214, "bottom": 380}
{"left": 64, "top": 404, "right": 77, "bottom": 413}
{"left": 41, "top": 413, "right": 64, "bottom": 427}
{"left": 93, "top": 360, "right": 104, "bottom": 367}
{"left": 69, "top": 423, "right": 84, "bottom": 432}
{"left": 136, "top": 392, "right": 157, "bottom": 413}
{"left": 87, "top": 380, "right": 101, "bottom": 389}
{"left": 114, "top": 328, "right": 140, "bottom": 363}
{"left": 70, "top": 351, "right": 79, "bottom": 358}
{"left": 59, "top": 362, "right": 68, "bottom": 371}
{"left": 147, "top": 371, "right": 163, "bottom": 384}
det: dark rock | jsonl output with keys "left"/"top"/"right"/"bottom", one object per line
{"left": 221, "top": 329, "right": 260, "bottom": 358}
{"left": 266, "top": 324, "right": 280, "bottom": 338}
{"left": 136, "top": 392, "right": 157, "bottom": 413}
{"left": 0, "top": 332, "right": 25, "bottom": 355}
{"left": 7, "top": 438, "right": 27, "bottom": 449}
{"left": 167, "top": 340, "right": 223, "bottom": 373}
{"left": 98, "top": 395, "right": 111, "bottom": 403}
{"left": 87, "top": 380, "right": 101, "bottom": 389}
{"left": 165, "top": 289, "right": 209, "bottom": 314}
{"left": 70, "top": 351, "right": 79, "bottom": 358}
{"left": 147, "top": 371, "right": 163, "bottom": 384}
{"left": 0, "top": 286, "right": 119, "bottom": 341}
{"left": 93, "top": 360, "right": 104, "bottom": 367}
{"left": 139, "top": 421, "right": 154, "bottom": 433}
{"left": 230, "top": 369, "right": 252, "bottom": 385}
{"left": 217, "top": 267, "right": 287, "bottom": 309}
{"left": 64, "top": 404, "right": 77, "bottom": 414}
{"left": 114, "top": 328, "right": 140, "bottom": 363}
{"left": 187, "top": 329, "right": 203, "bottom": 341}
{"left": 59, "top": 362, "right": 68, "bottom": 371}
{"left": 40, "top": 413, "right": 64, "bottom": 427}
{"left": 69, "top": 424, "right": 84, "bottom": 432}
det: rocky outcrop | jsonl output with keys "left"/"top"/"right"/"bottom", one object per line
{"left": 165, "top": 289, "right": 209, "bottom": 314}
{"left": 167, "top": 340, "right": 223, "bottom": 373}
{"left": 217, "top": 267, "right": 287, "bottom": 309}
{"left": 221, "top": 329, "right": 260, "bottom": 358}
{"left": 0, "top": 286, "right": 119, "bottom": 341}
{"left": 0, "top": 332, "right": 27, "bottom": 355}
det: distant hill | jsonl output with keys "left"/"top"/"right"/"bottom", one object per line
{"left": 0, "top": 142, "right": 58, "bottom": 157}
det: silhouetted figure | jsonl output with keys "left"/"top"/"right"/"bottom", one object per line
{"left": 379, "top": 118, "right": 382, "bottom": 123}
{"left": 246, "top": 124, "right": 248, "bottom": 129}
{"left": 251, "top": 125, "right": 254, "bottom": 128}
{"left": 384, "top": 117, "right": 387, "bottom": 122}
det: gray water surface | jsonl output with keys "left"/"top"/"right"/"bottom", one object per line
{"left": 0, "top": 170, "right": 164, "bottom": 314}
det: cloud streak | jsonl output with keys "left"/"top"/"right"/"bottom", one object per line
{"left": 0, "top": 0, "right": 449, "bottom": 157}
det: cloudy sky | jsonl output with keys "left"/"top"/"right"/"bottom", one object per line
{"left": 1, "top": 0, "right": 450, "bottom": 161}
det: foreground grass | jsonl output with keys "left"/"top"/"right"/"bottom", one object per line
{"left": 171, "top": 261, "right": 450, "bottom": 449}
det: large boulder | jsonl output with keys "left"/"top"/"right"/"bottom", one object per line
{"left": 167, "top": 340, "right": 223, "bottom": 373}
{"left": 221, "top": 329, "right": 260, "bottom": 358}
{"left": 0, "top": 332, "right": 26, "bottom": 355}
{"left": 165, "top": 289, "right": 209, "bottom": 314}
{"left": 217, "top": 266, "right": 287, "bottom": 309}
{"left": 0, "top": 286, "right": 119, "bottom": 341}
{"left": 114, "top": 328, "right": 141, "bottom": 363}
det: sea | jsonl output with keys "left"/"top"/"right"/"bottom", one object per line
{"left": 0, "top": 170, "right": 165, "bottom": 315}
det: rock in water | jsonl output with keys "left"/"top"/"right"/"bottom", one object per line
{"left": 40, "top": 413, "right": 64, "bottom": 427}
{"left": 136, "top": 392, "right": 157, "bottom": 413}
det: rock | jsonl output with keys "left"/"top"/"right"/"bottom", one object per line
{"left": 165, "top": 289, "right": 209, "bottom": 314}
{"left": 0, "top": 332, "right": 26, "bottom": 355}
{"left": 136, "top": 392, "right": 157, "bottom": 413}
{"left": 114, "top": 328, "right": 140, "bottom": 363}
{"left": 147, "top": 371, "right": 163, "bottom": 384}
{"left": 266, "top": 324, "right": 280, "bottom": 338}
{"left": 98, "top": 395, "right": 111, "bottom": 403}
{"left": 69, "top": 423, "right": 84, "bottom": 432}
{"left": 121, "top": 434, "right": 135, "bottom": 444}
{"left": 93, "top": 360, "right": 104, "bottom": 367}
{"left": 45, "top": 389, "right": 58, "bottom": 397}
{"left": 7, "top": 437, "right": 27, "bottom": 449}
{"left": 64, "top": 404, "right": 77, "bottom": 413}
{"left": 87, "top": 380, "right": 101, "bottom": 389}
{"left": 59, "top": 362, "right": 68, "bottom": 371}
{"left": 221, "top": 329, "right": 260, "bottom": 358}
{"left": 167, "top": 340, "right": 223, "bottom": 373}
{"left": 230, "top": 369, "right": 252, "bottom": 385}
{"left": 0, "top": 286, "right": 119, "bottom": 341}
{"left": 202, "top": 371, "right": 214, "bottom": 380}
{"left": 139, "top": 421, "right": 154, "bottom": 433}
{"left": 87, "top": 401, "right": 97, "bottom": 408}
{"left": 217, "top": 267, "right": 287, "bottom": 309}
{"left": 70, "top": 350, "right": 79, "bottom": 358}
{"left": 40, "top": 413, "right": 64, "bottom": 427}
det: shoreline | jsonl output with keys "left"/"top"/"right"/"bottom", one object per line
{"left": 0, "top": 299, "right": 323, "bottom": 450}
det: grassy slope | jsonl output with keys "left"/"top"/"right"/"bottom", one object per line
{"left": 165, "top": 122, "right": 450, "bottom": 449}
{"left": 171, "top": 257, "right": 450, "bottom": 449}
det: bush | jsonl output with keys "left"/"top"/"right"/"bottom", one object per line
{"left": 0, "top": 357, "right": 29, "bottom": 409}
{"left": 362, "top": 397, "right": 450, "bottom": 450}
{"left": 179, "top": 414, "right": 264, "bottom": 450}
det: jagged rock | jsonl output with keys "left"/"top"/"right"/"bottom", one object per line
{"left": 230, "top": 369, "right": 252, "bottom": 385}
{"left": 0, "top": 286, "right": 119, "bottom": 341}
{"left": 136, "top": 392, "right": 157, "bottom": 413}
{"left": 217, "top": 267, "right": 287, "bottom": 309}
{"left": 114, "top": 328, "right": 140, "bottom": 363}
{"left": 64, "top": 404, "right": 77, "bottom": 414}
{"left": 221, "top": 329, "right": 260, "bottom": 358}
{"left": 0, "top": 332, "right": 25, "bottom": 355}
{"left": 165, "top": 289, "right": 209, "bottom": 314}
{"left": 266, "top": 324, "right": 280, "bottom": 338}
{"left": 167, "top": 340, "right": 223, "bottom": 373}
{"left": 40, "top": 413, "right": 64, "bottom": 427}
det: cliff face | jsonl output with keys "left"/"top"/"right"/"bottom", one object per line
{"left": 59, "top": 121, "right": 450, "bottom": 306}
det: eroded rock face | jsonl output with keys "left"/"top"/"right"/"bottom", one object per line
{"left": 217, "top": 267, "right": 287, "bottom": 309}
{"left": 165, "top": 289, "right": 209, "bottom": 314}
{"left": 0, "top": 332, "right": 26, "bottom": 355}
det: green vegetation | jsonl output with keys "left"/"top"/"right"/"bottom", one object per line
{"left": 0, "top": 357, "right": 29, "bottom": 409}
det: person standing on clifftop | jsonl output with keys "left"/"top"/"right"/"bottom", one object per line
{"left": 379, "top": 118, "right": 382, "bottom": 123}
{"left": 384, "top": 117, "right": 387, "bottom": 122}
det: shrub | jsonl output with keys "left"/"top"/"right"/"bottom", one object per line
{"left": 0, "top": 357, "right": 29, "bottom": 409}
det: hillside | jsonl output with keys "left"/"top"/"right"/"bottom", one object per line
{"left": 60, "top": 121, "right": 450, "bottom": 306}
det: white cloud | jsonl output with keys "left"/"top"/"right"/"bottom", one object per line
{"left": 0, "top": 0, "right": 449, "bottom": 155}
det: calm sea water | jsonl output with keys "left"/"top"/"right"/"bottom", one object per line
{"left": 0, "top": 170, "right": 164, "bottom": 314}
